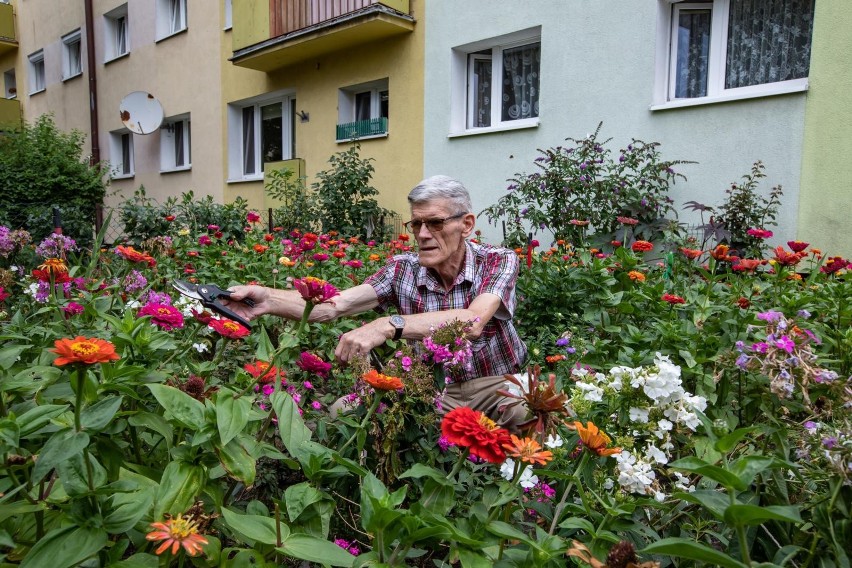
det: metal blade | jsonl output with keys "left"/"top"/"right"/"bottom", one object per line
{"left": 171, "top": 279, "right": 204, "bottom": 301}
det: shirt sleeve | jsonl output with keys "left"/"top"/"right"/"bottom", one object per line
{"left": 363, "top": 256, "right": 402, "bottom": 313}
{"left": 476, "top": 248, "right": 518, "bottom": 320}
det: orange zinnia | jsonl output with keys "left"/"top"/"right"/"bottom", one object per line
{"left": 627, "top": 270, "right": 646, "bottom": 282}
{"left": 503, "top": 435, "right": 553, "bottom": 465}
{"left": 146, "top": 515, "right": 208, "bottom": 557}
{"left": 573, "top": 421, "right": 621, "bottom": 456}
{"left": 631, "top": 240, "right": 653, "bottom": 253}
{"left": 362, "top": 369, "right": 404, "bottom": 391}
{"left": 51, "top": 336, "right": 120, "bottom": 366}
{"left": 37, "top": 257, "right": 68, "bottom": 275}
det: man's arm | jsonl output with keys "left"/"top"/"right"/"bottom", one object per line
{"left": 225, "top": 283, "right": 379, "bottom": 322}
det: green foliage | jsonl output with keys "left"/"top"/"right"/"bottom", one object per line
{"left": 312, "top": 143, "right": 392, "bottom": 239}
{"left": 0, "top": 114, "right": 108, "bottom": 247}
{"left": 118, "top": 187, "right": 248, "bottom": 244}
{"left": 716, "top": 161, "right": 783, "bottom": 255}
{"left": 482, "top": 123, "right": 689, "bottom": 247}
{"left": 264, "top": 167, "right": 320, "bottom": 232}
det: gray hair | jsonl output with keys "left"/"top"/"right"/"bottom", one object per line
{"left": 407, "top": 175, "right": 473, "bottom": 213}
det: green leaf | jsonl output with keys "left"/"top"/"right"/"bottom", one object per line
{"left": 277, "top": 534, "right": 355, "bottom": 567}
{"left": 0, "top": 501, "right": 47, "bottom": 523}
{"left": 147, "top": 384, "right": 206, "bottom": 429}
{"left": 558, "top": 517, "right": 596, "bottom": 534}
{"left": 0, "top": 418, "right": 19, "bottom": 450}
{"left": 3, "top": 366, "right": 62, "bottom": 394}
{"left": 674, "top": 490, "right": 731, "bottom": 520}
{"left": 128, "top": 411, "right": 174, "bottom": 447}
{"left": 80, "top": 395, "right": 123, "bottom": 431}
{"left": 215, "top": 437, "right": 256, "bottom": 485}
{"left": 714, "top": 426, "right": 761, "bottom": 453}
{"left": 670, "top": 456, "right": 746, "bottom": 491}
{"left": 56, "top": 452, "right": 107, "bottom": 496}
{"left": 254, "top": 326, "right": 275, "bottom": 361}
{"left": 284, "top": 482, "right": 324, "bottom": 522}
{"left": 418, "top": 478, "right": 455, "bottom": 516}
{"left": 724, "top": 504, "right": 802, "bottom": 526}
{"left": 109, "top": 554, "right": 159, "bottom": 568}
{"left": 17, "top": 404, "right": 69, "bottom": 437}
{"left": 221, "top": 507, "right": 286, "bottom": 546}
{"left": 641, "top": 537, "right": 748, "bottom": 568}
{"left": 20, "top": 525, "right": 108, "bottom": 568}
{"left": 0, "top": 345, "right": 27, "bottom": 370}
{"left": 729, "top": 455, "right": 777, "bottom": 488}
{"left": 103, "top": 487, "right": 154, "bottom": 534}
{"left": 678, "top": 349, "right": 698, "bottom": 368}
{"left": 215, "top": 389, "right": 250, "bottom": 446}
{"left": 271, "top": 391, "right": 311, "bottom": 461}
{"left": 153, "top": 461, "right": 206, "bottom": 520}
{"left": 457, "top": 548, "right": 495, "bottom": 568}
{"left": 486, "top": 520, "right": 541, "bottom": 552}
{"left": 399, "top": 463, "right": 453, "bottom": 485}
{"left": 32, "top": 429, "right": 90, "bottom": 483}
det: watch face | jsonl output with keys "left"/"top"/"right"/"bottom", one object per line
{"left": 390, "top": 315, "right": 405, "bottom": 328}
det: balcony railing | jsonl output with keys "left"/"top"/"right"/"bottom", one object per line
{"left": 336, "top": 117, "right": 388, "bottom": 141}
{"left": 270, "top": 0, "right": 406, "bottom": 38}
{"left": 0, "top": 97, "right": 21, "bottom": 129}
{"left": 0, "top": 2, "right": 17, "bottom": 55}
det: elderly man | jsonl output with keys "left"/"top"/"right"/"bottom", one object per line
{"left": 226, "top": 175, "right": 528, "bottom": 429}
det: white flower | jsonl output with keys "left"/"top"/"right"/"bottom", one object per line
{"left": 24, "top": 282, "right": 39, "bottom": 299}
{"left": 174, "top": 295, "right": 203, "bottom": 318}
{"left": 614, "top": 451, "right": 656, "bottom": 495}
{"left": 654, "top": 491, "right": 667, "bottom": 502}
{"left": 644, "top": 443, "right": 669, "bottom": 465}
{"left": 603, "top": 478, "right": 614, "bottom": 490}
{"left": 629, "top": 407, "right": 650, "bottom": 424}
{"left": 192, "top": 342, "right": 208, "bottom": 353}
{"left": 575, "top": 381, "right": 604, "bottom": 402}
{"left": 544, "top": 434, "right": 563, "bottom": 448}
{"left": 503, "top": 374, "right": 531, "bottom": 398}
{"left": 673, "top": 471, "right": 695, "bottom": 493}
{"left": 500, "top": 458, "right": 539, "bottom": 488}
{"left": 657, "top": 419, "right": 673, "bottom": 432}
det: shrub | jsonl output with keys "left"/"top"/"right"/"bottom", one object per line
{"left": 264, "top": 167, "right": 320, "bottom": 233}
{"left": 482, "top": 123, "right": 689, "bottom": 248}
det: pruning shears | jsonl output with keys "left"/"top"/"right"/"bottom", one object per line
{"left": 171, "top": 279, "right": 255, "bottom": 329}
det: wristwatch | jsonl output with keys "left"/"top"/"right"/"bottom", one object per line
{"left": 389, "top": 315, "right": 405, "bottom": 341}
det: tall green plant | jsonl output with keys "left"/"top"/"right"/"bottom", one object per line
{"left": 0, "top": 114, "right": 108, "bottom": 247}
{"left": 265, "top": 168, "right": 320, "bottom": 232}
{"left": 312, "top": 143, "right": 391, "bottom": 239}
{"left": 482, "top": 123, "right": 689, "bottom": 247}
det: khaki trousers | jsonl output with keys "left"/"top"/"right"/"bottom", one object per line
{"left": 439, "top": 375, "right": 528, "bottom": 433}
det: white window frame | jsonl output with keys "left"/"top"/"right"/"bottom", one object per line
{"left": 104, "top": 4, "right": 129, "bottom": 62}
{"left": 61, "top": 29, "right": 83, "bottom": 81}
{"left": 160, "top": 115, "right": 191, "bottom": 172}
{"left": 3, "top": 69, "right": 16, "bottom": 99}
{"left": 110, "top": 130, "right": 135, "bottom": 179}
{"left": 156, "top": 0, "right": 187, "bottom": 40}
{"left": 27, "top": 50, "right": 45, "bottom": 95}
{"left": 651, "top": 0, "right": 810, "bottom": 110}
{"left": 227, "top": 91, "right": 295, "bottom": 182}
{"left": 449, "top": 27, "right": 541, "bottom": 137}
{"left": 224, "top": 0, "right": 233, "bottom": 30}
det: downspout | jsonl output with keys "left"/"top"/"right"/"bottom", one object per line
{"left": 84, "top": 0, "right": 100, "bottom": 164}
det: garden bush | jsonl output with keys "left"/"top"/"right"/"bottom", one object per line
{"left": 0, "top": 207, "right": 849, "bottom": 567}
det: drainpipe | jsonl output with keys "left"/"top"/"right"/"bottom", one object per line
{"left": 84, "top": 0, "right": 100, "bottom": 165}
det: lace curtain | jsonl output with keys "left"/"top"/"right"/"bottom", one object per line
{"left": 675, "top": 9, "right": 712, "bottom": 98}
{"left": 726, "top": 0, "right": 814, "bottom": 89}
{"left": 501, "top": 42, "right": 540, "bottom": 122}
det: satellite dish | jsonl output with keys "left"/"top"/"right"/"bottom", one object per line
{"left": 119, "top": 91, "right": 164, "bottom": 135}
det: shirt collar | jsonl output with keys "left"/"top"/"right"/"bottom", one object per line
{"left": 416, "top": 241, "right": 476, "bottom": 291}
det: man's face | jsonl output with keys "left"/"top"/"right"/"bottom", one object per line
{"left": 409, "top": 200, "right": 474, "bottom": 269}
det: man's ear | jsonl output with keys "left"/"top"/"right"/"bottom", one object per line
{"left": 460, "top": 213, "right": 476, "bottom": 238}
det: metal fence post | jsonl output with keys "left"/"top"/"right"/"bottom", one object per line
{"left": 268, "top": 208, "right": 274, "bottom": 233}
{"left": 52, "top": 207, "right": 63, "bottom": 235}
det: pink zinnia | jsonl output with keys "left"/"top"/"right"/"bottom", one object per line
{"left": 198, "top": 235, "right": 212, "bottom": 246}
{"left": 64, "top": 302, "right": 84, "bottom": 316}
{"left": 296, "top": 351, "right": 332, "bottom": 378}
{"left": 138, "top": 303, "right": 185, "bottom": 331}
{"left": 293, "top": 276, "right": 339, "bottom": 304}
{"left": 247, "top": 211, "right": 261, "bottom": 223}
{"left": 746, "top": 228, "right": 773, "bottom": 239}
{"left": 209, "top": 318, "right": 250, "bottom": 339}
{"left": 0, "top": 287, "right": 8, "bottom": 303}
{"left": 661, "top": 293, "right": 686, "bottom": 305}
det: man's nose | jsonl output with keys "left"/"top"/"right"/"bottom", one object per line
{"left": 416, "top": 224, "right": 433, "bottom": 239}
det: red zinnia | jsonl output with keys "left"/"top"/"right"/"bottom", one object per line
{"left": 51, "top": 336, "right": 120, "bottom": 366}
{"left": 736, "top": 297, "right": 751, "bottom": 309}
{"left": 0, "top": 287, "right": 9, "bottom": 303}
{"left": 296, "top": 352, "right": 332, "bottom": 378}
{"left": 246, "top": 211, "right": 261, "bottom": 223}
{"left": 440, "top": 406, "right": 512, "bottom": 464}
{"left": 209, "top": 318, "right": 250, "bottom": 339}
{"left": 661, "top": 293, "right": 685, "bottom": 305}
{"left": 732, "top": 258, "right": 763, "bottom": 272}
{"left": 294, "top": 276, "right": 339, "bottom": 304}
{"left": 787, "top": 240, "right": 809, "bottom": 253}
{"left": 821, "top": 256, "right": 850, "bottom": 275}
{"left": 680, "top": 247, "right": 703, "bottom": 260}
{"left": 773, "top": 246, "right": 806, "bottom": 267}
{"left": 631, "top": 240, "right": 653, "bottom": 253}
{"left": 252, "top": 244, "right": 269, "bottom": 253}
{"left": 244, "top": 361, "right": 285, "bottom": 384}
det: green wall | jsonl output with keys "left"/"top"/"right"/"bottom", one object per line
{"left": 797, "top": 0, "right": 852, "bottom": 257}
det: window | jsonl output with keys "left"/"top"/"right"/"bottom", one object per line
{"left": 450, "top": 28, "right": 541, "bottom": 134}
{"left": 655, "top": 0, "right": 814, "bottom": 107}
{"left": 337, "top": 79, "right": 389, "bottom": 141}
{"left": 228, "top": 92, "right": 294, "bottom": 180}
{"left": 110, "top": 131, "right": 134, "bottom": 178}
{"left": 28, "top": 50, "right": 45, "bottom": 95}
{"left": 61, "top": 30, "right": 83, "bottom": 80}
{"left": 161, "top": 115, "right": 191, "bottom": 171}
{"left": 224, "top": 0, "right": 232, "bottom": 30}
{"left": 104, "top": 4, "right": 129, "bottom": 61}
{"left": 3, "top": 69, "right": 16, "bottom": 99}
{"left": 157, "top": 0, "right": 187, "bottom": 39}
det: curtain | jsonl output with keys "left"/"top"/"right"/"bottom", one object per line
{"left": 675, "top": 9, "right": 711, "bottom": 98}
{"left": 501, "top": 42, "right": 540, "bottom": 121}
{"left": 242, "top": 107, "right": 255, "bottom": 175}
{"left": 726, "top": 0, "right": 814, "bottom": 89}
{"left": 174, "top": 121, "right": 184, "bottom": 167}
{"left": 471, "top": 56, "right": 492, "bottom": 127}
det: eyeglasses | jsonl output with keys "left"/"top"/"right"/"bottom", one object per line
{"left": 403, "top": 212, "right": 466, "bottom": 233}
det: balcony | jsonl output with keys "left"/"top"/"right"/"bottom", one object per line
{"left": 336, "top": 117, "right": 387, "bottom": 142}
{"left": 232, "top": 0, "right": 414, "bottom": 72}
{"left": 0, "top": 97, "right": 21, "bottom": 129}
{"left": 0, "top": 2, "right": 17, "bottom": 56}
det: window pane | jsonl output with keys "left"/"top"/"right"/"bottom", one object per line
{"left": 501, "top": 42, "right": 540, "bottom": 122}
{"left": 469, "top": 55, "right": 491, "bottom": 128}
{"left": 674, "top": 9, "right": 711, "bottom": 98}
{"left": 355, "top": 92, "right": 371, "bottom": 121}
{"left": 174, "top": 121, "right": 184, "bottom": 166}
{"left": 35, "top": 61, "right": 45, "bottom": 91}
{"left": 260, "top": 103, "right": 282, "bottom": 165}
{"left": 70, "top": 40, "right": 82, "bottom": 75}
{"left": 121, "top": 134, "right": 132, "bottom": 175}
{"left": 117, "top": 17, "right": 127, "bottom": 54}
{"left": 242, "top": 106, "right": 255, "bottom": 175}
{"left": 726, "top": 0, "right": 814, "bottom": 89}
{"left": 380, "top": 90, "right": 389, "bottom": 119}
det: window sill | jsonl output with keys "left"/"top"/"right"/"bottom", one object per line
{"left": 111, "top": 173, "right": 135, "bottom": 180}
{"left": 104, "top": 52, "right": 130, "bottom": 65}
{"left": 448, "top": 120, "right": 539, "bottom": 138}
{"left": 62, "top": 72, "right": 83, "bottom": 83}
{"left": 28, "top": 88, "right": 45, "bottom": 97}
{"left": 650, "top": 80, "right": 808, "bottom": 111}
{"left": 336, "top": 132, "right": 388, "bottom": 144}
{"left": 227, "top": 176, "right": 263, "bottom": 184}
{"left": 160, "top": 165, "right": 192, "bottom": 174}
{"left": 156, "top": 27, "right": 188, "bottom": 44}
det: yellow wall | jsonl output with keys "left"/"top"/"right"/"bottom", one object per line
{"left": 797, "top": 0, "right": 852, "bottom": 257}
{"left": 223, "top": 0, "right": 425, "bottom": 221}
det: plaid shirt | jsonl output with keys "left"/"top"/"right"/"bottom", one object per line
{"left": 365, "top": 241, "right": 527, "bottom": 382}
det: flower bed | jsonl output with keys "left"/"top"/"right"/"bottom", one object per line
{"left": 0, "top": 217, "right": 849, "bottom": 567}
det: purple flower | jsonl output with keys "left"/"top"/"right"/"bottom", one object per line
{"left": 735, "top": 354, "right": 750, "bottom": 369}
{"left": 579, "top": 162, "right": 588, "bottom": 170}
{"left": 751, "top": 342, "right": 769, "bottom": 354}
{"left": 142, "top": 290, "right": 173, "bottom": 305}
{"left": 311, "top": 401, "right": 322, "bottom": 410}
{"left": 566, "top": 346, "right": 576, "bottom": 354}
{"left": 64, "top": 302, "right": 84, "bottom": 316}
{"left": 756, "top": 310, "right": 784, "bottom": 323}
{"left": 822, "top": 437, "right": 838, "bottom": 449}
{"left": 437, "top": 435, "right": 454, "bottom": 452}
{"left": 35, "top": 234, "right": 78, "bottom": 258}
{"left": 775, "top": 336, "right": 795, "bottom": 354}
{"left": 797, "top": 309, "right": 812, "bottom": 319}
{"left": 122, "top": 270, "right": 148, "bottom": 294}
{"left": 814, "top": 369, "right": 838, "bottom": 383}
{"left": 804, "top": 421, "right": 819, "bottom": 433}
{"left": 735, "top": 341, "right": 746, "bottom": 352}
{"left": 303, "top": 381, "right": 313, "bottom": 390}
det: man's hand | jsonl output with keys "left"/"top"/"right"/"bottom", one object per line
{"left": 223, "top": 285, "right": 272, "bottom": 322}
{"left": 335, "top": 318, "right": 390, "bottom": 364}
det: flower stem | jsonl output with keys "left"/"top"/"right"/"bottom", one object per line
{"left": 74, "top": 366, "right": 86, "bottom": 432}
{"left": 297, "top": 302, "right": 314, "bottom": 338}
{"left": 548, "top": 450, "right": 590, "bottom": 535}
{"left": 448, "top": 447, "right": 470, "bottom": 481}
{"left": 339, "top": 392, "right": 383, "bottom": 454}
